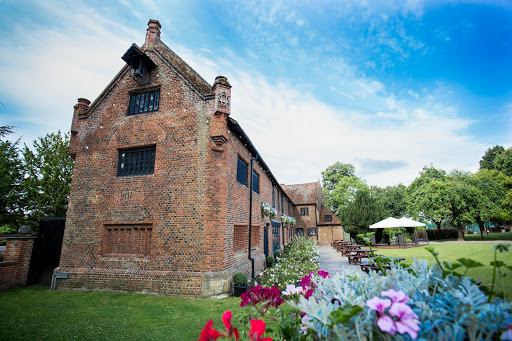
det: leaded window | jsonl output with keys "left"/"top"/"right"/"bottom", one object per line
{"left": 128, "top": 89, "right": 160, "bottom": 115}
{"left": 324, "top": 215, "right": 332, "bottom": 222}
{"left": 308, "top": 228, "right": 317, "bottom": 236}
{"left": 252, "top": 171, "right": 259, "bottom": 193}
{"left": 237, "top": 157, "right": 248, "bottom": 186}
{"left": 117, "top": 146, "right": 156, "bottom": 176}
{"left": 300, "top": 207, "right": 309, "bottom": 216}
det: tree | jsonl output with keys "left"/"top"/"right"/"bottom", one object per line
{"left": 407, "top": 165, "right": 449, "bottom": 230}
{"left": 339, "top": 188, "right": 385, "bottom": 240}
{"left": 372, "top": 184, "right": 408, "bottom": 218}
{"left": 321, "top": 162, "right": 367, "bottom": 216}
{"left": 495, "top": 147, "right": 512, "bottom": 177}
{"left": 321, "top": 162, "right": 356, "bottom": 192}
{"left": 479, "top": 145, "right": 505, "bottom": 171}
{"left": 23, "top": 131, "right": 74, "bottom": 226}
{"left": 446, "top": 170, "right": 482, "bottom": 241}
{"left": 0, "top": 138, "right": 24, "bottom": 232}
{"left": 471, "top": 169, "right": 507, "bottom": 238}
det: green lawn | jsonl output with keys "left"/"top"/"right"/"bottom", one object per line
{"left": 464, "top": 232, "right": 512, "bottom": 241}
{"left": 0, "top": 287, "right": 241, "bottom": 340}
{"left": 378, "top": 242, "right": 512, "bottom": 298}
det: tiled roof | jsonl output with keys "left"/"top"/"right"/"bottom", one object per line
{"left": 153, "top": 40, "right": 214, "bottom": 98}
{"left": 318, "top": 206, "right": 341, "bottom": 226}
{"left": 282, "top": 182, "right": 319, "bottom": 205}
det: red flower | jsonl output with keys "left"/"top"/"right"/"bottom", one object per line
{"left": 222, "top": 311, "right": 240, "bottom": 340}
{"left": 240, "top": 286, "right": 284, "bottom": 312}
{"left": 198, "top": 320, "right": 221, "bottom": 341}
{"left": 248, "top": 319, "right": 273, "bottom": 341}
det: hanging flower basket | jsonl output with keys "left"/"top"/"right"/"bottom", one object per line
{"left": 261, "top": 203, "right": 277, "bottom": 218}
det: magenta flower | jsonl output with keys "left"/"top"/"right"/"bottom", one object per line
{"left": 366, "top": 290, "right": 420, "bottom": 340}
{"left": 299, "top": 275, "right": 312, "bottom": 288}
{"left": 317, "top": 270, "right": 330, "bottom": 278}
{"left": 240, "top": 286, "right": 284, "bottom": 316}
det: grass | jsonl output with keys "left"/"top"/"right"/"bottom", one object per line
{"left": 378, "top": 242, "right": 512, "bottom": 298}
{"left": 429, "top": 231, "right": 512, "bottom": 243}
{"left": 0, "top": 287, "right": 241, "bottom": 340}
{"left": 464, "top": 232, "right": 512, "bottom": 241}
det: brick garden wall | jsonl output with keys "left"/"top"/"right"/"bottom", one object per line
{"left": 0, "top": 237, "right": 36, "bottom": 289}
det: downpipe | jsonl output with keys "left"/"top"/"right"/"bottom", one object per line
{"left": 248, "top": 153, "right": 259, "bottom": 279}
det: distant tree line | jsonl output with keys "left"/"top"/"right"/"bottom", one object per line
{"left": 322, "top": 146, "right": 512, "bottom": 241}
{"left": 0, "top": 126, "right": 73, "bottom": 233}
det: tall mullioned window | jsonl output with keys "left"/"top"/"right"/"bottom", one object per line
{"left": 252, "top": 171, "right": 259, "bottom": 193}
{"left": 128, "top": 89, "right": 160, "bottom": 115}
{"left": 237, "top": 157, "right": 248, "bottom": 186}
{"left": 117, "top": 146, "right": 156, "bottom": 176}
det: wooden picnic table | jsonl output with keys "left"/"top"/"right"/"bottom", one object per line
{"left": 348, "top": 249, "right": 377, "bottom": 265}
{"left": 359, "top": 256, "right": 406, "bottom": 273}
{"left": 338, "top": 244, "right": 363, "bottom": 256}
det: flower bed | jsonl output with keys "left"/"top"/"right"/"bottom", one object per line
{"left": 198, "top": 243, "right": 512, "bottom": 340}
{"left": 259, "top": 237, "right": 319, "bottom": 289}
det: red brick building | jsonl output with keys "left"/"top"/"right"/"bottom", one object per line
{"left": 56, "top": 20, "right": 306, "bottom": 297}
{"left": 282, "top": 182, "right": 343, "bottom": 244}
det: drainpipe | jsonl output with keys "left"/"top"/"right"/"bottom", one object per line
{"left": 248, "top": 153, "right": 259, "bottom": 279}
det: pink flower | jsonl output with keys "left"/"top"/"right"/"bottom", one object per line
{"left": 376, "top": 315, "right": 398, "bottom": 335}
{"left": 389, "top": 303, "right": 420, "bottom": 340}
{"left": 501, "top": 323, "right": 512, "bottom": 340}
{"left": 317, "top": 270, "right": 330, "bottom": 278}
{"left": 366, "top": 290, "right": 421, "bottom": 340}
{"left": 248, "top": 319, "right": 273, "bottom": 341}
{"left": 382, "top": 289, "right": 409, "bottom": 304}
{"left": 366, "top": 297, "right": 392, "bottom": 315}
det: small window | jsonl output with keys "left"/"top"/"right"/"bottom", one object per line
{"left": 237, "top": 157, "right": 248, "bottom": 186}
{"left": 307, "top": 228, "right": 317, "bottom": 236}
{"left": 117, "top": 146, "right": 156, "bottom": 176}
{"left": 252, "top": 171, "right": 259, "bottom": 193}
{"left": 300, "top": 207, "right": 309, "bottom": 216}
{"left": 281, "top": 195, "right": 284, "bottom": 214}
{"left": 128, "top": 89, "right": 160, "bottom": 115}
{"left": 324, "top": 215, "right": 332, "bottom": 222}
{"left": 295, "top": 228, "right": 304, "bottom": 236}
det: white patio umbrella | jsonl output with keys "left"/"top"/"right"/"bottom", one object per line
{"left": 396, "top": 217, "right": 425, "bottom": 228}
{"left": 369, "top": 217, "right": 400, "bottom": 229}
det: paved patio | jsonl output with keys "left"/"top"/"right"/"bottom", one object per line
{"left": 318, "top": 244, "right": 351, "bottom": 274}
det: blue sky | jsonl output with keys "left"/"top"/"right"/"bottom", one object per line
{"left": 0, "top": 0, "right": 511, "bottom": 187}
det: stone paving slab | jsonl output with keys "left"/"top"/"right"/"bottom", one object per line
{"left": 318, "top": 244, "right": 352, "bottom": 274}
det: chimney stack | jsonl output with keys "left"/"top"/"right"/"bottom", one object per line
{"left": 145, "top": 19, "right": 161, "bottom": 50}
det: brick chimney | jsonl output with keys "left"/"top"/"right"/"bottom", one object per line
{"left": 213, "top": 76, "right": 231, "bottom": 116}
{"left": 145, "top": 19, "right": 161, "bottom": 50}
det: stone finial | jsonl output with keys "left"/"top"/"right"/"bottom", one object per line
{"left": 213, "top": 76, "right": 231, "bottom": 116}
{"left": 145, "top": 19, "right": 161, "bottom": 50}
{"left": 74, "top": 98, "right": 91, "bottom": 121}
{"left": 18, "top": 225, "right": 32, "bottom": 235}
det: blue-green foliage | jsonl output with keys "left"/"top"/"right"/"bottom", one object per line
{"left": 288, "top": 259, "right": 511, "bottom": 340}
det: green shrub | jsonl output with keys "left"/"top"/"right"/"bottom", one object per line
{"left": 260, "top": 236, "right": 319, "bottom": 289}
{"left": 427, "top": 228, "right": 458, "bottom": 240}
{"left": 265, "top": 256, "right": 275, "bottom": 265}
{"left": 233, "top": 272, "right": 248, "bottom": 286}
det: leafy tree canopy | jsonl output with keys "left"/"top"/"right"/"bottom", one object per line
{"left": 339, "top": 187, "right": 385, "bottom": 240}
{"left": 23, "top": 131, "right": 74, "bottom": 227}
{"left": 321, "top": 162, "right": 367, "bottom": 216}
{"left": 371, "top": 184, "right": 408, "bottom": 219}
{"left": 479, "top": 145, "right": 505, "bottom": 171}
